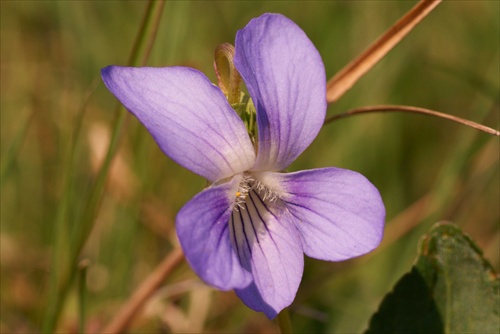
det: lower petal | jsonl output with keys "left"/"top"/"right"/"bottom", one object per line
{"left": 270, "top": 168, "right": 385, "bottom": 261}
{"left": 231, "top": 189, "right": 304, "bottom": 318}
{"left": 234, "top": 281, "right": 281, "bottom": 319}
{"left": 176, "top": 175, "right": 252, "bottom": 290}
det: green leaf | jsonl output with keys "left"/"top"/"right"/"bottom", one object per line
{"left": 366, "top": 222, "right": 499, "bottom": 334}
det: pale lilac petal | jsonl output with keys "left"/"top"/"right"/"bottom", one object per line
{"left": 265, "top": 168, "right": 385, "bottom": 261}
{"left": 176, "top": 175, "right": 252, "bottom": 290}
{"left": 231, "top": 190, "right": 304, "bottom": 318}
{"left": 101, "top": 66, "right": 256, "bottom": 182}
{"left": 234, "top": 13, "right": 327, "bottom": 172}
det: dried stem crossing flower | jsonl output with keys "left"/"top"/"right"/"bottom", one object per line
{"left": 326, "top": 0, "right": 442, "bottom": 103}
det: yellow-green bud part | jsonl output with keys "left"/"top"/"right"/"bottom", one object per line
{"left": 231, "top": 92, "right": 258, "bottom": 146}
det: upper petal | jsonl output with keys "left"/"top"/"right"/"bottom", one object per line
{"left": 231, "top": 189, "right": 304, "bottom": 318}
{"left": 176, "top": 174, "right": 252, "bottom": 290}
{"left": 234, "top": 13, "right": 327, "bottom": 171}
{"left": 101, "top": 66, "right": 256, "bottom": 182}
{"left": 262, "top": 168, "right": 385, "bottom": 261}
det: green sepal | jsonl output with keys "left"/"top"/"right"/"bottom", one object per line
{"left": 231, "top": 91, "right": 257, "bottom": 144}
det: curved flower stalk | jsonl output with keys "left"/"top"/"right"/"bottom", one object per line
{"left": 101, "top": 13, "right": 385, "bottom": 319}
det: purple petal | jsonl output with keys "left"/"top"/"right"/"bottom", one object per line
{"left": 101, "top": 66, "right": 256, "bottom": 182}
{"left": 268, "top": 168, "right": 385, "bottom": 261}
{"left": 231, "top": 190, "right": 304, "bottom": 318}
{"left": 176, "top": 175, "right": 252, "bottom": 290}
{"left": 234, "top": 13, "right": 327, "bottom": 171}
{"left": 234, "top": 282, "right": 280, "bottom": 319}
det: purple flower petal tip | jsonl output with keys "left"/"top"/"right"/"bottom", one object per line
{"left": 235, "top": 13, "right": 327, "bottom": 172}
{"left": 277, "top": 167, "right": 385, "bottom": 261}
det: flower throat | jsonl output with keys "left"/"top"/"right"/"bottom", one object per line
{"left": 234, "top": 173, "right": 279, "bottom": 213}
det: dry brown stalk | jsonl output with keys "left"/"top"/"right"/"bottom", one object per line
{"left": 326, "top": 0, "right": 442, "bottom": 103}
{"left": 324, "top": 105, "right": 500, "bottom": 136}
{"left": 101, "top": 247, "right": 184, "bottom": 334}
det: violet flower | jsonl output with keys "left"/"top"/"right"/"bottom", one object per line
{"left": 102, "top": 13, "right": 385, "bottom": 318}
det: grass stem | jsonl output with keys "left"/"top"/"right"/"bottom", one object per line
{"left": 41, "top": 2, "right": 166, "bottom": 332}
{"left": 277, "top": 308, "right": 293, "bottom": 334}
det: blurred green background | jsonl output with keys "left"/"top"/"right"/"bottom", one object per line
{"left": 1, "top": 1, "right": 498, "bottom": 333}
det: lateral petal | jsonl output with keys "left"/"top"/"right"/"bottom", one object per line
{"left": 101, "top": 66, "right": 256, "bottom": 182}
{"left": 231, "top": 190, "right": 304, "bottom": 318}
{"left": 234, "top": 13, "right": 327, "bottom": 171}
{"left": 267, "top": 168, "right": 385, "bottom": 261}
{"left": 176, "top": 175, "right": 252, "bottom": 290}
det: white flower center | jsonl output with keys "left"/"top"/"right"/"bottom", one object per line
{"left": 229, "top": 173, "right": 286, "bottom": 259}
{"left": 234, "top": 173, "right": 279, "bottom": 210}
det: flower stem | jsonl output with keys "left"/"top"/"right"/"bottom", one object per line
{"left": 277, "top": 308, "right": 293, "bottom": 334}
{"left": 78, "top": 259, "right": 90, "bottom": 334}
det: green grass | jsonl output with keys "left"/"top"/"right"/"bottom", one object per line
{"left": 1, "top": 1, "right": 498, "bottom": 333}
